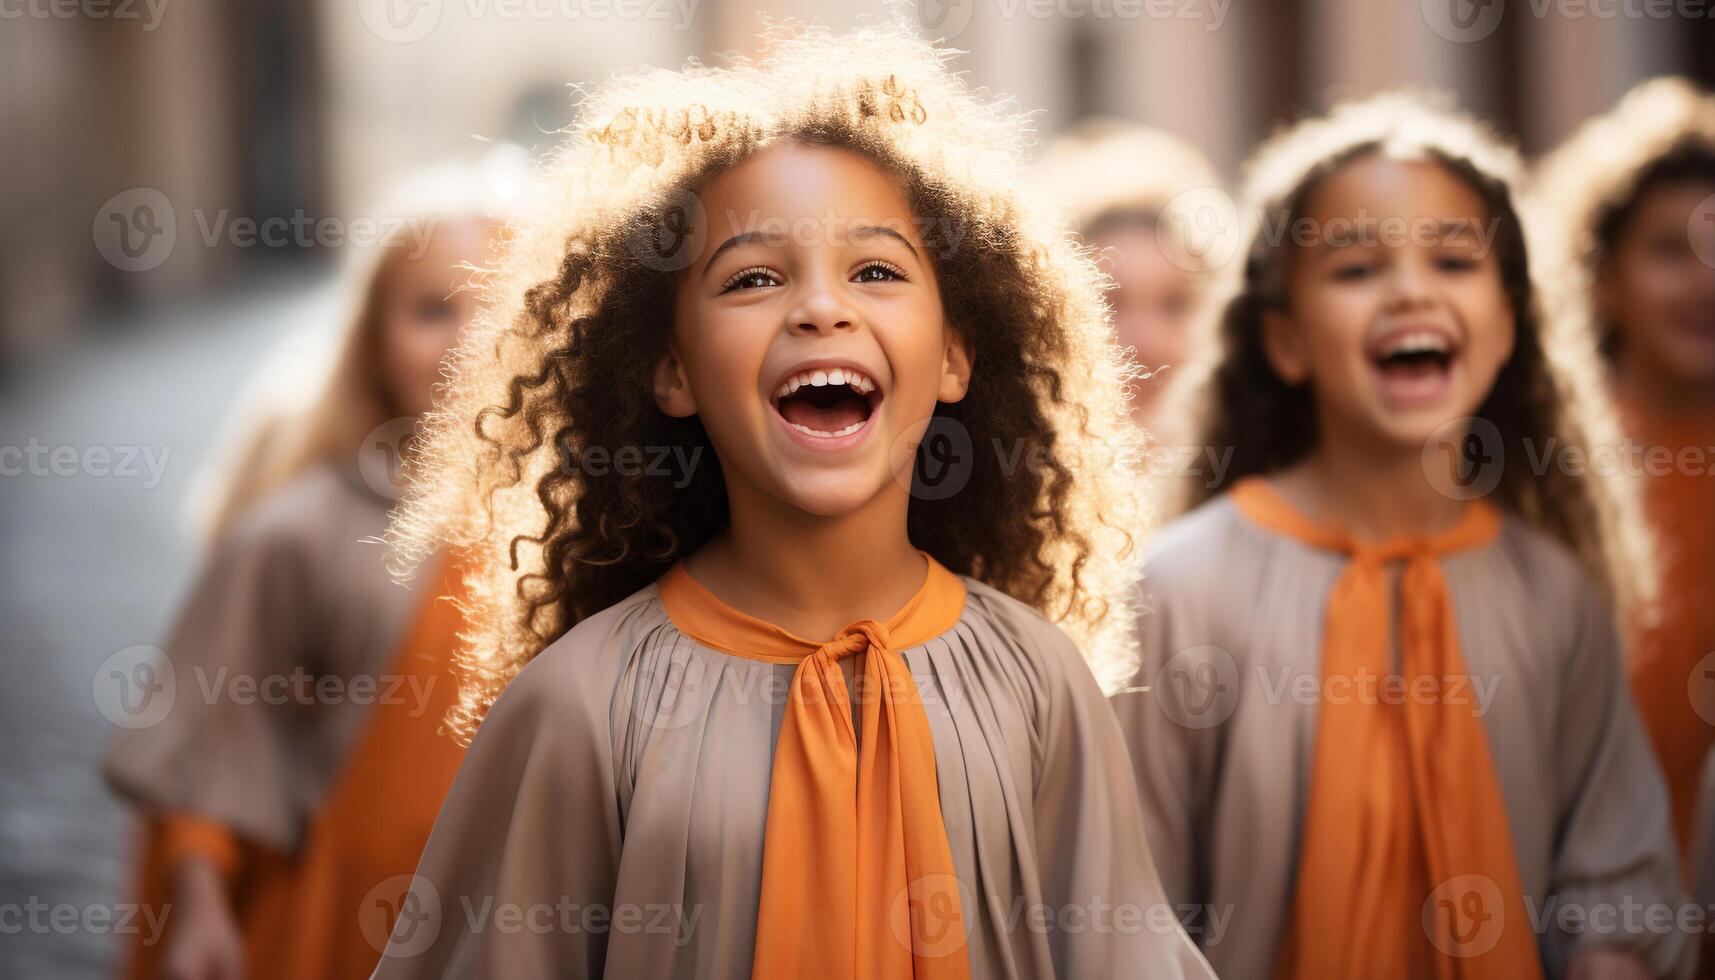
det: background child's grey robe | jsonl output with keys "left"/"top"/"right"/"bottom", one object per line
{"left": 103, "top": 463, "right": 428, "bottom": 853}
{"left": 1113, "top": 494, "right": 1692, "bottom": 980}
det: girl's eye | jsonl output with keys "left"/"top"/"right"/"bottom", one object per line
{"left": 1435, "top": 255, "right": 1480, "bottom": 273}
{"left": 1330, "top": 262, "right": 1376, "bottom": 282}
{"left": 719, "top": 267, "right": 781, "bottom": 293}
{"left": 1647, "top": 235, "right": 1688, "bottom": 260}
{"left": 852, "top": 261, "right": 908, "bottom": 284}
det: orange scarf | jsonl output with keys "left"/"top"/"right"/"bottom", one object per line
{"left": 657, "top": 556, "right": 972, "bottom": 980}
{"left": 1620, "top": 403, "right": 1715, "bottom": 862}
{"left": 1231, "top": 479, "right": 1541, "bottom": 980}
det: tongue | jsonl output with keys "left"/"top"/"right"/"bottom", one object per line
{"left": 778, "top": 392, "right": 869, "bottom": 433}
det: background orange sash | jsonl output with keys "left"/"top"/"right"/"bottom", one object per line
{"left": 1232, "top": 479, "right": 1542, "bottom": 980}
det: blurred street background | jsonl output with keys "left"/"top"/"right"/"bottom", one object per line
{"left": 1, "top": 0, "right": 1710, "bottom": 974}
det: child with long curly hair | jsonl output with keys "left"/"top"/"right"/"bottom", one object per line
{"left": 1535, "top": 77, "right": 1715, "bottom": 879}
{"left": 370, "top": 23, "right": 1211, "bottom": 980}
{"left": 1112, "top": 94, "right": 1688, "bottom": 979}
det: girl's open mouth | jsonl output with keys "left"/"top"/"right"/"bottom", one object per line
{"left": 1367, "top": 328, "right": 1460, "bottom": 405}
{"left": 770, "top": 365, "right": 882, "bottom": 441}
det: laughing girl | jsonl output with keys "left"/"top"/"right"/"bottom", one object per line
{"left": 370, "top": 24, "right": 1210, "bottom": 980}
{"left": 1113, "top": 94, "right": 1688, "bottom": 979}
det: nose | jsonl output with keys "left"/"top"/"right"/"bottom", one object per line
{"left": 1382, "top": 253, "right": 1438, "bottom": 311}
{"left": 785, "top": 271, "right": 861, "bottom": 336}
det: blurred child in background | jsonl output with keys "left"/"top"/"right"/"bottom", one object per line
{"left": 1535, "top": 77, "right": 1715, "bottom": 873}
{"left": 102, "top": 152, "right": 522, "bottom": 980}
{"left": 1041, "top": 120, "right": 1225, "bottom": 426}
{"left": 1112, "top": 94, "right": 1687, "bottom": 979}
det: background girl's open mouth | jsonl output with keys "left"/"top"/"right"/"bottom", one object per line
{"left": 1369, "top": 332, "right": 1460, "bottom": 405}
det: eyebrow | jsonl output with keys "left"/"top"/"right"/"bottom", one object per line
{"left": 851, "top": 224, "right": 920, "bottom": 256}
{"left": 702, "top": 231, "right": 783, "bottom": 281}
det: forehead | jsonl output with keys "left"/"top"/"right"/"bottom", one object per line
{"left": 1303, "top": 154, "right": 1489, "bottom": 223}
{"left": 696, "top": 142, "right": 918, "bottom": 233}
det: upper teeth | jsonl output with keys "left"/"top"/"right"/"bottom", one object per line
{"left": 1379, "top": 331, "right": 1451, "bottom": 357}
{"left": 772, "top": 367, "right": 878, "bottom": 400}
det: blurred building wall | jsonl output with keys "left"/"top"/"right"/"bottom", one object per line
{"left": 2, "top": 0, "right": 1710, "bottom": 361}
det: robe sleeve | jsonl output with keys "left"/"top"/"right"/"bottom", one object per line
{"left": 1543, "top": 572, "right": 1693, "bottom": 980}
{"left": 102, "top": 516, "right": 317, "bottom": 853}
{"left": 1107, "top": 571, "right": 1224, "bottom": 914}
{"left": 370, "top": 638, "right": 623, "bottom": 979}
{"left": 1030, "top": 618, "right": 1216, "bottom": 979}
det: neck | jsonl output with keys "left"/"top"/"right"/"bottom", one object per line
{"left": 686, "top": 481, "right": 928, "bottom": 640}
{"left": 1273, "top": 433, "right": 1466, "bottom": 543}
{"left": 1612, "top": 353, "right": 1715, "bottom": 421}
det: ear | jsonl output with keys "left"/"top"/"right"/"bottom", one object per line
{"left": 1260, "top": 308, "right": 1311, "bottom": 386}
{"left": 652, "top": 344, "right": 698, "bottom": 418}
{"left": 936, "top": 325, "right": 973, "bottom": 403}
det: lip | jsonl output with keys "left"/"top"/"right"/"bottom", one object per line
{"left": 766, "top": 357, "right": 887, "bottom": 454}
{"left": 1363, "top": 322, "right": 1461, "bottom": 361}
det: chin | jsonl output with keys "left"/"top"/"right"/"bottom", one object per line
{"left": 768, "top": 466, "right": 894, "bottom": 519}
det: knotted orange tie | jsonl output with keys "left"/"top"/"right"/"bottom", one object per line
{"left": 1231, "top": 479, "right": 1542, "bottom": 980}
{"left": 655, "top": 557, "right": 971, "bottom": 980}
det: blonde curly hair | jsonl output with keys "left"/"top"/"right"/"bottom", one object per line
{"left": 1159, "top": 91, "right": 1657, "bottom": 624}
{"left": 388, "top": 22, "right": 1150, "bottom": 742}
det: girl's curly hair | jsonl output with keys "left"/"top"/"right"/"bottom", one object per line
{"left": 388, "top": 22, "right": 1150, "bottom": 742}
{"left": 1154, "top": 92, "right": 1656, "bottom": 624}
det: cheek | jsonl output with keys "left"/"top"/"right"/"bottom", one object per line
{"left": 679, "top": 309, "right": 772, "bottom": 419}
{"left": 877, "top": 300, "right": 950, "bottom": 406}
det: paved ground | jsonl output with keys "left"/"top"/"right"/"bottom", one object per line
{"left": 0, "top": 269, "right": 338, "bottom": 977}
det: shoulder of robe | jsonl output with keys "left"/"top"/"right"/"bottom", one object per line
{"left": 218, "top": 463, "right": 387, "bottom": 560}
{"left": 1138, "top": 494, "right": 1254, "bottom": 609}
{"left": 1491, "top": 512, "right": 1590, "bottom": 594}
{"left": 478, "top": 583, "right": 672, "bottom": 731}
{"left": 1489, "top": 512, "right": 1612, "bottom": 641}
{"left": 960, "top": 577, "right": 1093, "bottom": 686}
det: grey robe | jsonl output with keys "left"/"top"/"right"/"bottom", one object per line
{"left": 103, "top": 463, "right": 427, "bottom": 853}
{"left": 370, "top": 577, "right": 1214, "bottom": 979}
{"left": 1112, "top": 494, "right": 1693, "bottom": 980}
